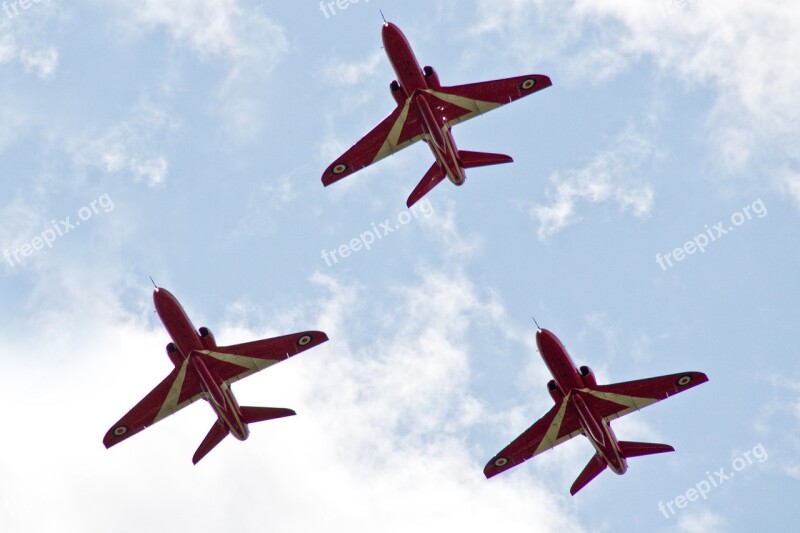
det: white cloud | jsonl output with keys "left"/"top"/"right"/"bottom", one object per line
{"left": 567, "top": 0, "right": 800, "bottom": 184}
{"left": 530, "top": 126, "right": 656, "bottom": 239}
{"left": 18, "top": 46, "right": 58, "bottom": 78}
{"left": 0, "top": 260, "right": 587, "bottom": 532}
{"left": 112, "top": 0, "right": 287, "bottom": 67}
{"left": 418, "top": 198, "right": 483, "bottom": 259}
{"left": 108, "top": 0, "right": 289, "bottom": 139}
{"left": 70, "top": 99, "right": 175, "bottom": 187}
{"left": 472, "top": 0, "right": 800, "bottom": 211}
{"left": 0, "top": 3, "right": 60, "bottom": 79}
{"left": 573, "top": 0, "right": 800, "bottom": 133}
{"left": 677, "top": 509, "right": 726, "bottom": 533}
{"left": 323, "top": 51, "right": 384, "bottom": 87}
{"left": 778, "top": 170, "right": 800, "bottom": 207}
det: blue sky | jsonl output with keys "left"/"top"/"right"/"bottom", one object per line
{"left": 1, "top": 1, "right": 798, "bottom": 532}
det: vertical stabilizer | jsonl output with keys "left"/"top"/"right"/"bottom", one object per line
{"left": 193, "top": 420, "right": 229, "bottom": 464}
{"left": 407, "top": 162, "right": 446, "bottom": 207}
{"left": 570, "top": 453, "right": 607, "bottom": 495}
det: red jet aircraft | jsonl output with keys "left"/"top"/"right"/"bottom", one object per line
{"left": 484, "top": 327, "right": 708, "bottom": 495}
{"left": 322, "top": 21, "right": 552, "bottom": 207}
{"left": 103, "top": 287, "right": 328, "bottom": 464}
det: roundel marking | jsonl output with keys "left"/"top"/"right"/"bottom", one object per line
{"left": 113, "top": 425, "right": 128, "bottom": 437}
{"left": 332, "top": 163, "right": 348, "bottom": 175}
{"left": 520, "top": 78, "right": 537, "bottom": 91}
{"left": 494, "top": 457, "right": 509, "bottom": 467}
{"left": 676, "top": 375, "right": 693, "bottom": 387}
{"left": 298, "top": 335, "right": 312, "bottom": 346}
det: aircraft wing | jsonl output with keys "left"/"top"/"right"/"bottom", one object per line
{"left": 584, "top": 371, "right": 709, "bottom": 424}
{"left": 429, "top": 73, "right": 552, "bottom": 129}
{"left": 322, "top": 102, "right": 425, "bottom": 186}
{"left": 103, "top": 359, "right": 206, "bottom": 449}
{"left": 484, "top": 395, "right": 583, "bottom": 479}
{"left": 198, "top": 330, "right": 329, "bottom": 387}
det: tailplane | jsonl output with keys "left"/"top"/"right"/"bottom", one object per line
{"left": 240, "top": 406, "right": 296, "bottom": 424}
{"left": 458, "top": 150, "right": 513, "bottom": 169}
{"left": 570, "top": 453, "right": 607, "bottom": 495}
{"left": 407, "top": 162, "right": 446, "bottom": 207}
{"left": 193, "top": 420, "right": 229, "bottom": 464}
{"left": 618, "top": 441, "right": 675, "bottom": 458}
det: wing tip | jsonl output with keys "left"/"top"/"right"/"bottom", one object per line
{"left": 677, "top": 371, "right": 710, "bottom": 389}
{"left": 483, "top": 456, "right": 514, "bottom": 479}
{"left": 311, "top": 330, "right": 329, "bottom": 343}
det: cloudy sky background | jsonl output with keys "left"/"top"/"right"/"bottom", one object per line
{"left": 1, "top": 1, "right": 798, "bottom": 531}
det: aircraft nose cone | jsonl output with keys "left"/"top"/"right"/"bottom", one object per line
{"left": 152, "top": 286, "right": 176, "bottom": 309}
{"left": 381, "top": 21, "right": 402, "bottom": 45}
{"left": 535, "top": 328, "right": 554, "bottom": 346}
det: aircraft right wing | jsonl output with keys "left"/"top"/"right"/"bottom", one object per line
{"left": 322, "top": 101, "right": 425, "bottom": 186}
{"left": 199, "top": 330, "right": 329, "bottom": 388}
{"left": 429, "top": 73, "right": 552, "bottom": 129}
{"left": 103, "top": 359, "right": 205, "bottom": 449}
{"left": 584, "top": 371, "right": 709, "bottom": 424}
{"left": 484, "top": 394, "right": 582, "bottom": 479}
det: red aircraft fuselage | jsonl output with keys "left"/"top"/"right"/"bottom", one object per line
{"left": 537, "top": 328, "right": 627, "bottom": 475}
{"left": 381, "top": 22, "right": 465, "bottom": 185}
{"left": 154, "top": 288, "right": 250, "bottom": 442}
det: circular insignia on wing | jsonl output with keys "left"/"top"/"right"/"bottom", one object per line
{"left": 113, "top": 425, "right": 128, "bottom": 437}
{"left": 298, "top": 335, "right": 312, "bottom": 346}
{"left": 676, "top": 375, "right": 693, "bottom": 387}
{"left": 519, "top": 78, "right": 537, "bottom": 91}
{"left": 331, "top": 163, "right": 348, "bottom": 175}
{"left": 494, "top": 457, "right": 509, "bottom": 467}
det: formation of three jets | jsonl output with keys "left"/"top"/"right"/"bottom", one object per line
{"left": 105, "top": 21, "right": 707, "bottom": 495}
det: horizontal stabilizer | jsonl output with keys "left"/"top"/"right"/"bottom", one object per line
{"left": 240, "top": 406, "right": 296, "bottom": 424}
{"left": 458, "top": 150, "right": 513, "bottom": 169}
{"left": 193, "top": 420, "right": 229, "bottom": 464}
{"left": 570, "top": 453, "right": 607, "bottom": 496}
{"left": 618, "top": 441, "right": 675, "bottom": 459}
{"left": 407, "top": 162, "right": 446, "bottom": 207}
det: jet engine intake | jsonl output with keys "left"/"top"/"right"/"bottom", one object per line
{"left": 199, "top": 327, "right": 217, "bottom": 349}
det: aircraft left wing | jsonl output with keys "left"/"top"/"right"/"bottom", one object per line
{"left": 583, "top": 371, "right": 709, "bottom": 423}
{"left": 484, "top": 395, "right": 582, "bottom": 479}
{"left": 198, "top": 330, "right": 329, "bottom": 387}
{"left": 429, "top": 73, "right": 552, "bottom": 129}
{"left": 103, "top": 360, "right": 205, "bottom": 449}
{"left": 322, "top": 102, "right": 424, "bottom": 186}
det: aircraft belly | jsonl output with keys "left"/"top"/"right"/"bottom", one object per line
{"left": 209, "top": 389, "right": 248, "bottom": 441}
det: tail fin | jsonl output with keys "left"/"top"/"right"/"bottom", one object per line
{"left": 458, "top": 150, "right": 513, "bottom": 169}
{"left": 570, "top": 453, "right": 607, "bottom": 495}
{"left": 193, "top": 420, "right": 229, "bottom": 464}
{"left": 239, "top": 406, "right": 296, "bottom": 424}
{"left": 407, "top": 163, "right": 446, "bottom": 207}
{"left": 618, "top": 441, "right": 675, "bottom": 459}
